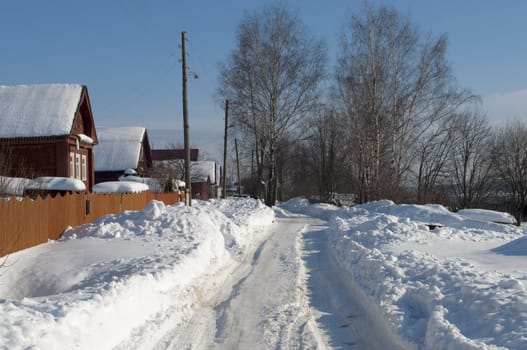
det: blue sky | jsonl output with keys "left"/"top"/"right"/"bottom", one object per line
{"left": 1, "top": 1, "right": 526, "bottom": 159}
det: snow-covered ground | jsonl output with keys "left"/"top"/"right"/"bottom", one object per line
{"left": 283, "top": 198, "right": 527, "bottom": 349}
{"left": 0, "top": 198, "right": 274, "bottom": 349}
{"left": 1, "top": 197, "right": 527, "bottom": 349}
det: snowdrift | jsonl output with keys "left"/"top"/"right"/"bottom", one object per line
{"left": 283, "top": 198, "right": 527, "bottom": 349}
{"left": 0, "top": 198, "right": 274, "bottom": 349}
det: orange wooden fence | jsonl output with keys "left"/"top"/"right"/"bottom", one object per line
{"left": 0, "top": 191, "right": 184, "bottom": 257}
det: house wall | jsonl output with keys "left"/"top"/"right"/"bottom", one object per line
{"left": 71, "top": 88, "right": 97, "bottom": 189}
{"left": 67, "top": 136, "right": 93, "bottom": 188}
{"left": 0, "top": 136, "right": 95, "bottom": 190}
{"left": 192, "top": 182, "right": 213, "bottom": 200}
{"left": 137, "top": 143, "right": 153, "bottom": 174}
{"left": 0, "top": 137, "right": 65, "bottom": 178}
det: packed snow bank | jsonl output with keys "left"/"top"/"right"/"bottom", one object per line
{"left": 0, "top": 198, "right": 274, "bottom": 349}
{"left": 282, "top": 198, "right": 527, "bottom": 349}
{"left": 457, "top": 208, "right": 518, "bottom": 225}
{"left": 280, "top": 197, "right": 342, "bottom": 221}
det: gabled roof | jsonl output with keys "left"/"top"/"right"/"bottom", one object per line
{"left": 95, "top": 127, "right": 149, "bottom": 171}
{"left": 0, "top": 84, "right": 85, "bottom": 137}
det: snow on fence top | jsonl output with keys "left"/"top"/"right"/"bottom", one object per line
{"left": 92, "top": 181, "right": 149, "bottom": 193}
{"left": 94, "top": 127, "right": 146, "bottom": 171}
{"left": 25, "top": 177, "right": 86, "bottom": 192}
{"left": 0, "top": 84, "right": 83, "bottom": 137}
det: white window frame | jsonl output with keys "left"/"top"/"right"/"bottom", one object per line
{"left": 69, "top": 152, "right": 75, "bottom": 178}
{"left": 75, "top": 154, "right": 81, "bottom": 180}
{"left": 81, "top": 154, "right": 87, "bottom": 181}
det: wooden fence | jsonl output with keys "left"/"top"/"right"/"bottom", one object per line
{"left": 0, "top": 191, "right": 184, "bottom": 257}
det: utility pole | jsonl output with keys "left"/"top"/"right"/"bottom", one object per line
{"left": 222, "top": 99, "right": 229, "bottom": 199}
{"left": 181, "top": 31, "right": 191, "bottom": 206}
{"left": 235, "top": 138, "right": 241, "bottom": 196}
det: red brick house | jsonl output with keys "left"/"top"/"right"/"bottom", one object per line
{"left": 94, "top": 127, "right": 153, "bottom": 183}
{"left": 0, "top": 84, "right": 98, "bottom": 190}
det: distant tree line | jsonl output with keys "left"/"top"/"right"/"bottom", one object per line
{"left": 217, "top": 3, "right": 527, "bottom": 222}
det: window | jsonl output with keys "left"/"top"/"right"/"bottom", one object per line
{"left": 75, "top": 154, "right": 81, "bottom": 180}
{"left": 81, "top": 155, "right": 87, "bottom": 181}
{"left": 69, "top": 152, "right": 75, "bottom": 178}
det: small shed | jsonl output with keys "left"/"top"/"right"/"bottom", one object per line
{"left": 0, "top": 84, "right": 98, "bottom": 190}
{"left": 191, "top": 160, "right": 220, "bottom": 200}
{"left": 94, "top": 127, "right": 153, "bottom": 184}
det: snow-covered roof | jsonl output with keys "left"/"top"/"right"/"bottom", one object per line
{"left": 25, "top": 177, "right": 86, "bottom": 192}
{"left": 191, "top": 161, "right": 218, "bottom": 184}
{"left": 94, "top": 127, "right": 147, "bottom": 171}
{"left": 0, "top": 84, "right": 84, "bottom": 138}
{"left": 92, "top": 181, "right": 149, "bottom": 193}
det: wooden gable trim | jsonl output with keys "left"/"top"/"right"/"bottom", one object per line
{"left": 142, "top": 129, "right": 153, "bottom": 169}
{"left": 70, "top": 86, "right": 98, "bottom": 144}
{"left": 0, "top": 135, "right": 68, "bottom": 144}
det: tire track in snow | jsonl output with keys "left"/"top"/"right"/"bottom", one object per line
{"left": 302, "top": 217, "right": 407, "bottom": 349}
{"left": 211, "top": 216, "right": 328, "bottom": 349}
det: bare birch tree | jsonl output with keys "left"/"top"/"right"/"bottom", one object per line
{"left": 304, "top": 106, "right": 348, "bottom": 202}
{"left": 415, "top": 123, "right": 453, "bottom": 203}
{"left": 491, "top": 121, "right": 527, "bottom": 222}
{"left": 447, "top": 110, "right": 492, "bottom": 209}
{"left": 336, "top": 5, "right": 471, "bottom": 202}
{"left": 217, "top": 3, "right": 326, "bottom": 206}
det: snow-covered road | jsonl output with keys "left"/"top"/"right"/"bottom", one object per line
{"left": 205, "top": 214, "right": 323, "bottom": 349}
{"left": 126, "top": 213, "right": 329, "bottom": 349}
{"left": 133, "top": 212, "right": 400, "bottom": 349}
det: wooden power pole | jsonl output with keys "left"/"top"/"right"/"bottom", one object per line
{"left": 222, "top": 99, "right": 229, "bottom": 199}
{"left": 221, "top": 100, "right": 229, "bottom": 198}
{"left": 235, "top": 138, "right": 241, "bottom": 196}
{"left": 181, "top": 31, "right": 191, "bottom": 206}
